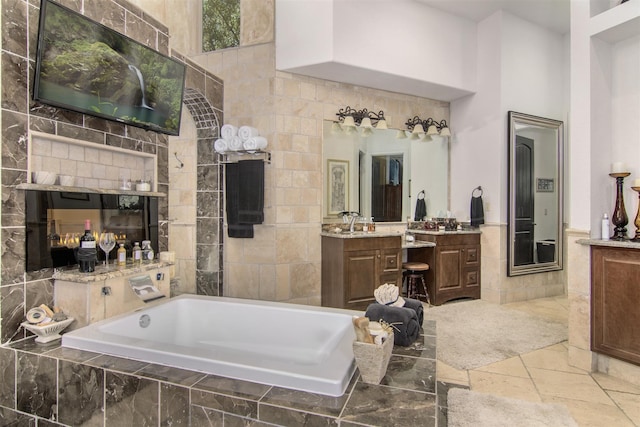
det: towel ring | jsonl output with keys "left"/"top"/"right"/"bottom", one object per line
{"left": 417, "top": 190, "right": 425, "bottom": 200}
{"left": 472, "top": 186, "right": 483, "bottom": 198}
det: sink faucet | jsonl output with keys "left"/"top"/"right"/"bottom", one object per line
{"left": 341, "top": 211, "right": 360, "bottom": 233}
{"left": 349, "top": 215, "right": 358, "bottom": 233}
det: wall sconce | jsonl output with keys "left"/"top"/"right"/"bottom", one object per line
{"left": 336, "top": 106, "right": 388, "bottom": 136}
{"left": 404, "top": 116, "right": 451, "bottom": 141}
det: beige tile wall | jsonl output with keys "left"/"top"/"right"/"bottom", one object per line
{"left": 480, "top": 224, "right": 566, "bottom": 304}
{"left": 194, "top": 42, "right": 449, "bottom": 304}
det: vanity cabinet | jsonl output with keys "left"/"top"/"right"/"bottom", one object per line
{"left": 322, "top": 235, "right": 402, "bottom": 310}
{"left": 591, "top": 245, "right": 640, "bottom": 366}
{"left": 409, "top": 232, "right": 481, "bottom": 305}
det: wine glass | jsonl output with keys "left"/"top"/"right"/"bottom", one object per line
{"left": 99, "top": 232, "right": 116, "bottom": 266}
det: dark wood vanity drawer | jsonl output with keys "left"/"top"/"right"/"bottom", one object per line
{"left": 381, "top": 250, "right": 401, "bottom": 272}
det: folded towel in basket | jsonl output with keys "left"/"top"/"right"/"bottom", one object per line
{"left": 402, "top": 298, "right": 424, "bottom": 326}
{"left": 365, "top": 303, "right": 420, "bottom": 347}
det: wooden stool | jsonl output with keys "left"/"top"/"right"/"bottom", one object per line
{"left": 402, "top": 262, "right": 430, "bottom": 304}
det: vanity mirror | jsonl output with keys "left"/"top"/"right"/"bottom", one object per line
{"left": 508, "top": 111, "right": 564, "bottom": 276}
{"left": 322, "top": 121, "right": 449, "bottom": 223}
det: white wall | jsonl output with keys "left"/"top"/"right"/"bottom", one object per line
{"left": 450, "top": 11, "right": 567, "bottom": 224}
{"left": 449, "top": 12, "right": 504, "bottom": 223}
{"left": 276, "top": 0, "right": 477, "bottom": 101}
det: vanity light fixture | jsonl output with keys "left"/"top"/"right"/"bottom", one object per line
{"left": 395, "top": 129, "right": 408, "bottom": 139}
{"left": 405, "top": 116, "right": 451, "bottom": 140}
{"left": 336, "top": 106, "right": 388, "bottom": 135}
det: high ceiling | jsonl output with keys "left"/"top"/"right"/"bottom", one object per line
{"left": 416, "top": 0, "right": 570, "bottom": 34}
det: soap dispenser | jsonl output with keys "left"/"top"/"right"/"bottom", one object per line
{"left": 601, "top": 213, "right": 610, "bottom": 240}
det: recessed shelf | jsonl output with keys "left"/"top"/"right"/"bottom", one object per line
{"left": 17, "top": 183, "right": 166, "bottom": 198}
{"left": 590, "top": 0, "right": 640, "bottom": 43}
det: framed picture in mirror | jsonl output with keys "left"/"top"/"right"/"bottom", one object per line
{"left": 327, "top": 159, "right": 349, "bottom": 215}
{"left": 536, "top": 178, "right": 554, "bottom": 192}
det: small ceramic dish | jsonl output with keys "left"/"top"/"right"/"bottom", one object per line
{"left": 21, "top": 317, "right": 75, "bottom": 343}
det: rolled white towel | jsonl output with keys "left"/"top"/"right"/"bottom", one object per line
{"left": 227, "top": 135, "right": 243, "bottom": 151}
{"left": 243, "top": 139, "right": 257, "bottom": 152}
{"left": 214, "top": 138, "right": 228, "bottom": 154}
{"left": 248, "top": 136, "right": 268, "bottom": 150}
{"left": 221, "top": 124, "right": 238, "bottom": 140}
{"left": 238, "top": 125, "right": 259, "bottom": 141}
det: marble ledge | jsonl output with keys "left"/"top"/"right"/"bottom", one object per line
{"left": 577, "top": 238, "right": 640, "bottom": 249}
{"left": 17, "top": 183, "right": 166, "bottom": 198}
{"left": 53, "top": 261, "right": 173, "bottom": 283}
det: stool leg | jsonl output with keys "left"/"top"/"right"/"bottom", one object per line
{"left": 402, "top": 272, "right": 408, "bottom": 297}
{"left": 407, "top": 276, "right": 417, "bottom": 299}
{"left": 419, "top": 276, "right": 431, "bottom": 306}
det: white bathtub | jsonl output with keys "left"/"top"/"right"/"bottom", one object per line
{"left": 62, "top": 295, "right": 360, "bottom": 396}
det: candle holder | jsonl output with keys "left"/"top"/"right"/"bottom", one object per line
{"left": 609, "top": 172, "right": 630, "bottom": 240}
{"left": 632, "top": 186, "right": 640, "bottom": 241}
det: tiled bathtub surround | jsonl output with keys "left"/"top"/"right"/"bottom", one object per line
{"left": 0, "top": 321, "right": 451, "bottom": 426}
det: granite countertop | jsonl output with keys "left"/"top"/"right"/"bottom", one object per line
{"left": 577, "top": 238, "right": 640, "bottom": 249}
{"left": 53, "top": 261, "right": 173, "bottom": 283}
{"left": 320, "top": 231, "right": 402, "bottom": 239}
{"left": 410, "top": 229, "right": 482, "bottom": 235}
{"left": 403, "top": 240, "right": 436, "bottom": 249}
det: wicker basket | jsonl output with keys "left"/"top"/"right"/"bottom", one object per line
{"left": 352, "top": 332, "right": 394, "bottom": 384}
{"left": 21, "top": 318, "right": 74, "bottom": 343}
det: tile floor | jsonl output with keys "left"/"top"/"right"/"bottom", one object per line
{"left": 437, "top": 296, "right": 640, "bottom": 427}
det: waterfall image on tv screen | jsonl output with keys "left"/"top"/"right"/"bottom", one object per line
{"left": 33, "top": 0, "right": 186, "bottom": 135}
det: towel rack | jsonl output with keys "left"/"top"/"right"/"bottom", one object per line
{"left": 217, "top": 150, "right": 271, "bottom": 164}
{"left": 472, "top": 186, "right": 483, "bottom": 197}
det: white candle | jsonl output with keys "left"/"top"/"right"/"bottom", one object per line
{"left": 611, "top": 162, "right": 627, "bottom": 173}
{"left": 633, "top": 179, "right": 640, "bottom": 187}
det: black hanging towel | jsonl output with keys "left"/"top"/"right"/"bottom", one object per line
{"left": 237, "top": 160, "right": 265, "bottom": 224}
{"left": 470, "top": 186, "right": 485, "bottom": 227}
{"left": 225, "top": 162, "right": 253, "bottom": 238}
{"left": 414, "top": 190, "right": 426, "bottom": 221}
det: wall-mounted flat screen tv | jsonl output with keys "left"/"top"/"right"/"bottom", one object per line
{"left": 33, "top": 0, "right": 186, "bottom": 136}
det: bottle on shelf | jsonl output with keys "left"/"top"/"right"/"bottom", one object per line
{"left": 370, "top": 217, "right": 376, "bottom": 232}
{"left": 77, "top": 219, "right": 97, "bottom": 273}
{"left": 141, "top": 240, "right": 154, "bottom": 261}
{"left": 49, "top": 219, "right": 60, "bottom": 247}
{"left": 117, "top": 243, "right": 126, "bottom": 266}
{"left": 132, "top": 242, "right": 142, "bottom": 264}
